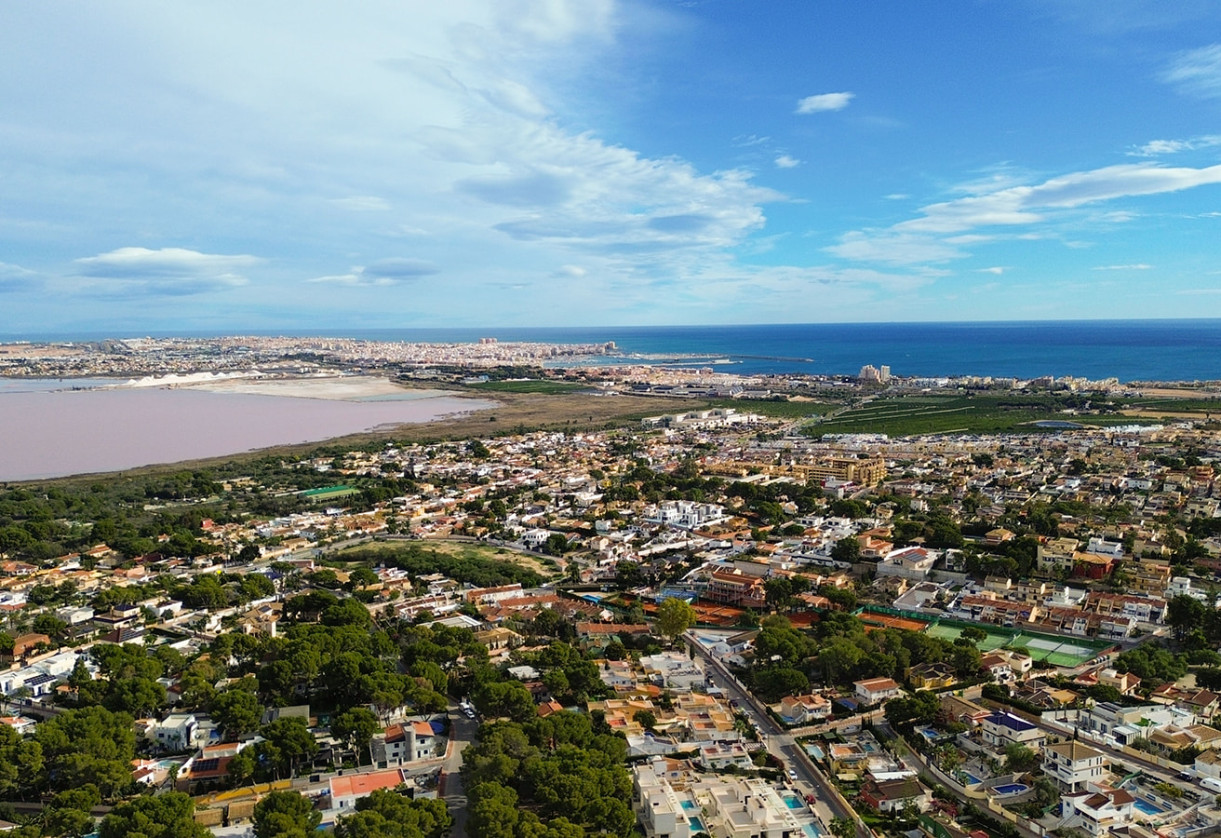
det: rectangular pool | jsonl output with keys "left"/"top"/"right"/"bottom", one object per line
{"left": 1134, "top": 799, "right": 1165, "bottom": 816}
{"left": 680, "top": 800, "right": 698, "bottom": 811}
{"left": 782, "top": 794, "right": 804, "bottom": 810}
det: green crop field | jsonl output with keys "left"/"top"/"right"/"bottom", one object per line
{"left": 467, "top": 379, "right": 592, "bottom": 394}
{"left": 806, "top": 394, "right": 1161, "bottom": 437}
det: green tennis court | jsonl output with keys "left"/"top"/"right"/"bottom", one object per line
{"left": 924, "top": 623, "right": 1012, "bottom": 651}
{"left": 1004, "top": 634, "right": 1100, "bottom": 667}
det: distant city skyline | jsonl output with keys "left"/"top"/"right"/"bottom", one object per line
{"left": 3, "top": 1, "right": 1221, "bottom": 332}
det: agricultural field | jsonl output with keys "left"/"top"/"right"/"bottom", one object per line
{"left": 806, "top": 393, "right": 1159, "bottom": 437}
{"left": 465, "top": 379, "right": 593, "bottom": 394}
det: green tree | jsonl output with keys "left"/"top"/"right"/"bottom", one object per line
{"left": 35, "top": 706, "right": 135, "bottom": 796}
{"left": 830, "top": 536, "right": 861, "bottom": 563}
{"left": 99, "top": 791, "right": 212, "bottom": 838}
{"left": 227, "top": 749, "right": 256, "bottom": 786}
{"left": 332, "top": 707, "right": 381, "bottom": 765}
{"left": 256, "top": 718, "right": 319, "bottom": 779}
{"left": 655, "top": 597, "right": 697, "bottom": 646}
{"left": 1167, "top": 594, "right": 1208, "bottom": 642}
{"left": 960, "top": 626, "right": 988, "bottom": 644}
{"left": 0, "top": 723, "right": 43, "bottom": 798}
{"left": 212, "top": 688, "right": 264, "bottom": 738}
{"left": 334, "top": 789, "right": 452, "bottom": 838}
{"left": 253, "top": 790, "right": 321, "bottom": 838}
{"left": 1003, "top": 743, "right": 1039, "bottom": 773}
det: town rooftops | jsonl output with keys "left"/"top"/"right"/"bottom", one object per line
{"left": 329, "top": 768, "right": 410, "bottom": 800}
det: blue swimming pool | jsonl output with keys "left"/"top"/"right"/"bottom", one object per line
{"left": 689, "top": 817, "right": 705, "bottom": 832}
{"left": 782, "top": 794, "right": 804, "bottom": 810}
{"left": 802, "top": 824, "right": 822, "bottom": 838}
{"left": 1134, "top": 798, "right": 1165, "bottom": 816}
{"left": 992, "top": 783, "right": 1029, "bottom": 796}
{"left": 958, "top": 772, "right": 983, "bottom": 786}
{"left": 681, "top": 800, "right": 698, "bottom": 811}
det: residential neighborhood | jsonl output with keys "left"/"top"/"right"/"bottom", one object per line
{"left": 3, "top": 358, "right": 1221, "bottom": 838}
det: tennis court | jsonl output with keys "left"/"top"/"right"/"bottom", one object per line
{"left": 924, "top": 622, "right": 1012, "bottom": 651}
{"left": 859, "top": 611, "right": 933, "bottom": 632}
{"left": 922, "top": 622, "right": 1105, "bottom": 666}
{"left": 1004, "top": 634, "right": 1100, "bottom": 667}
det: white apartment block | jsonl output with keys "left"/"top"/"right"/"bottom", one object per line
{"left": 1043, "top": 741, "right": 1106, "bottom": 792}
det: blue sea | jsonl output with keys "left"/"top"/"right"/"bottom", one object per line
{"left": 10, "top": 319, "right": 1221, "bottom": 382}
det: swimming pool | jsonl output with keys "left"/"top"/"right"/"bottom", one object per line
{"left": 782, "top": 794, "right": 804, "bottom": 810}
{"left": 802, "top": 824, "right": 822, "bottom": 838}
{"left": 958, "top": 772, "right": 983, "bottom": 786}
{"left": 992, "top": 783, "right": 1029, "bottom": 796}
{"left": 917, "top": 727, "right": 941, "bottom": 742}
{"left": 689, "top": 817, "right": 705, "bottom": 832}
{"left": 1134, "top": 798, "right": 1165, "bottom": 816}
{"left": 681, "top": 800, "right": 698, "bottom": 811}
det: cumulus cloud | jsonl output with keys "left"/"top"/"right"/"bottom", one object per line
{"left": 1163, "top": 44, "right": 1221, "bottom": 98}
{"left": 73, "top": 247, "right": 258, "bottom": 295}
{"left": 775, "top": 155, "right": 801, "bottom": 169}
{"left": 307, "top": 258, "right": 438, "bottom": 287}
{"left": 795, "top": 92, "right": 854, "bottom": 114}
{"left": 832, "top": 162, "right": 1221, "bottom": 264}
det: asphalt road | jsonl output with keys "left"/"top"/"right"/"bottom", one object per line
{"left": 686, "top": 632, "right": 873, "bottom": 838}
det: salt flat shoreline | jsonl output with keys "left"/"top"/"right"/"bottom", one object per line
{"left": 171, "top": 375, "right": 458, "bottom": 402}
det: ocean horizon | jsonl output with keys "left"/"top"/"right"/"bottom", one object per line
{"left": 5, "top": 319, "right": 1221, "bottom": 382}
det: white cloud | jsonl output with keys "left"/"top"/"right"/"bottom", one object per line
{"left": 832, "top": 162, "right": 1221, "bottom": 264}
{"left": 307, "top": 258, "right": 438, "bottom": 287}
{"left": 795, "top": 92, "right": 854, "bottom": 114}
{"left": 1163, "top": 44, "right": 1221, "bottom": 98}
{"left": 554, "top": 264, "right": 586, "bottom": 278}
{"left": 73, "top": 247, "right": 258, "bottom": 295}
{"left": 330, "top": 196, "right": 392, "bottom": 211}
{"left": 732, "top": 134, "right": 771, "bottom": 147}
{"left": 978, "top": 266, "right": 1006, "bottom": 275}
{"left": 1092, "top": 263, "right": 1152, "bottom": 270}
{"left": 0, "top": 261, "right": 41, "bottom": 293}
{"left": 1129, "top": 135, "right": 1221, "bottom": 156}
{"left": 774, "top": 155, "right": 801, "bottom": 169}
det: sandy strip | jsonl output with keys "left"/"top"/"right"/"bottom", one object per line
{"left": 183, "top": 376, "right": 456, "bottom": 401}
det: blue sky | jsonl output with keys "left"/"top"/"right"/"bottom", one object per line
{"left": 3, "top": 1, "right": 1221, "bottom": 333}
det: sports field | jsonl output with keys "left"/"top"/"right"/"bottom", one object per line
{"left": 1005, "top": 634, "right": 1102, "bottom": 668}
{"left": 926, "top": 622, "right": 1103, "bottom": 666}
{"left": 925, "top": 623, "right": 1012, "bottom": 652}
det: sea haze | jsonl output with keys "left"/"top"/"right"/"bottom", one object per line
{"left": 0, "top": 384, "right": 493, "bottom": 482}
{"left": 10, "top": 320, "right": 1221, "bottom": 381}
